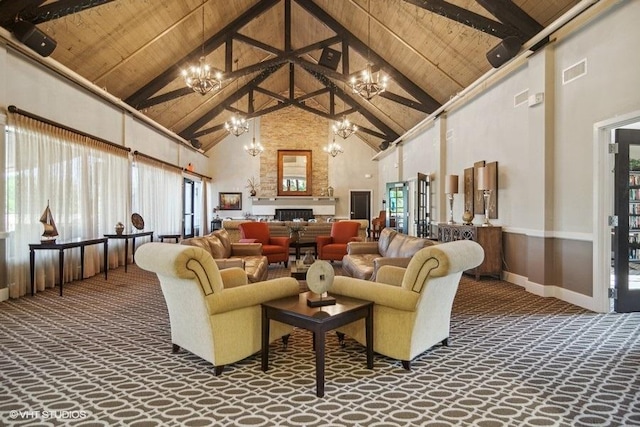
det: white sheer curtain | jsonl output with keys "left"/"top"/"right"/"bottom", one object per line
{"left": 132, "top": 155, "right": 182, "bottom": 237}
{"left": 5, "top": 113, "right": 130, "bottom": 297}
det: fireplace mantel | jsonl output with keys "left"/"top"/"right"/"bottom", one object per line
{"left": 250, "top": 196, "right": 337, "bottom": 216}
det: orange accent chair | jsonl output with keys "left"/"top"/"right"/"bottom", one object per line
{"left": 316, "top": 221, "right": 362, "bottom": 262}
{"left": 239, "top": 222, "right": 290, "bottom": 267}
{"left": 369, "top": 210, "right": 387, "bottom": 240}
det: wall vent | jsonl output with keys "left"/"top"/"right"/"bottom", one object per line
{"left": 563, "top": 59, "right": 587, "bottom": 85}
{"left": 514, "top": 89, "right": 529, "bottom": 107}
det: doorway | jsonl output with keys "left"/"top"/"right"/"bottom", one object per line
{"left": 350, "top": 191, "right": 371, "bottom": 224}
{"left": 183, "top": 178, "right": 202, "bottom": 238}
{"left": 386, "top": 182, "right": 409, "bottom": 234}
{"left": 612, "top": 129, "right": 640, "bottom": 312}
{"left": 594, "top": 110, "right": 640, "bottom": 313}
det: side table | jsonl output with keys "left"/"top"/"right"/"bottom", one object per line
{"left": 104, "top": 231, "right": 154, "bottom": 272}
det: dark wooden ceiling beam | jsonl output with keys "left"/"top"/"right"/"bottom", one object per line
{"left": 295, "top": 0, "right": 440, "bottom": 113}
{"left": 125, "top": 0, "right": 280, "bottom": 108}
{"left": 297, "top": 87, "right": 330, "bottom": 102}
{"left": 0, "top": 0, "right": 47, "bottom": 26}
{"left": 402, "top": 0, "right": 524, "bottom": 40}
{"left": 233, "top": 33, "right": 283, "bottom": 56}
{"left": 475, "top": 0, "right": 543, "bottom": 41}
{"left": 378, "top": 91, "right": 432, "bottom": 113}
{"left": 178, "top": 63, "right": 284, "bottom": 139}
{"left": 1, "top": 0, "right": 113, "bottom": 26}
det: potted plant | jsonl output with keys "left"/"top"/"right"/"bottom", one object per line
{"left": 246, "top": 176, "right": 259, "bottom": 197}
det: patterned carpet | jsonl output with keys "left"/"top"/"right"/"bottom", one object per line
{"left": 0, "top": 262, "right": 639, "bottom": 426}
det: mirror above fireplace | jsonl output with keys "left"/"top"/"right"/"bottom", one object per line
{"left": 277, "top": 149, "right": 312, "bottom": 196}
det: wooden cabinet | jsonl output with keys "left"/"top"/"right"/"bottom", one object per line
{"left": 437, "top": 224, "right": 502, "bottom": 280}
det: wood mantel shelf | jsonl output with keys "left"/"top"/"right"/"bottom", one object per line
{"left": 250, "top": 196, "right": 337, "bottom": 216}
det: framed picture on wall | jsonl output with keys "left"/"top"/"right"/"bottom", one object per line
{"left": 219, "top": 192, "right": 242, "bottom": 210}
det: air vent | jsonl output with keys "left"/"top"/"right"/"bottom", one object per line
{"left": 514, "top": 89, "right": 529, "bottom": 107}
{"left": 563, "top": 59, "right": 587, "bottom": 85}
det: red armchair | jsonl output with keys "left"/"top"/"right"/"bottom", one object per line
{"left": 316, "top": 221, "right": 362, "bottom": 262}
{"left": 238, "top": 222, "right": 290, "bottom": 267}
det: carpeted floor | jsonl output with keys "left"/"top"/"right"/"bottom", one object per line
{"left": 1, "top": 263, "right": 639, "bottom": 426}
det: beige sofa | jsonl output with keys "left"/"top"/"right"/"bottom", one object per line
{"left": 222, "top": 219, "right": 368, "bottom": 245}
{"left": 342, "top": 228, "right": 435, "bottom": 280}
{"left": 181, "top": 229, "right": 268, "bottom": 283}
{"left": 331, "top": 240, "right": 485, "bottom": 369}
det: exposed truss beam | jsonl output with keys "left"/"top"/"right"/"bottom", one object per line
{"left": 125, "top": 0, "right": 280, "bottom": 108}
{"left": 295, "top": 0, "right": 440, "bottom": 113}
{"left": 475, "top": 0, "right": 543, "bottom": 41}
{"left": 0, "top": 0, "right": 47, "bottom": 26}
{"left": 401, "top": 0, "right": 525, "bottom": 40}
{"left": 10, "top": 0, "right": 115, "bottom": 26}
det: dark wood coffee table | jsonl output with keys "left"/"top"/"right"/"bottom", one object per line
{"left": 261, "top": 292, "right": 373, "bottom": 397}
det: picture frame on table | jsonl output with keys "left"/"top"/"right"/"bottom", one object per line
{"left": 219, "top": 192, "right": 242, "bottom": 210}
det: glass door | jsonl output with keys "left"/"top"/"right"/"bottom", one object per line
{"left": 183, "top": 178, "right": 195, "bottom": 238}
{"left": 613, "top": 128, "right": 640, "bottom": 312}
{"left": 416, "top": 173, "right": 431, "bottom": 238}
{"left": 386, "top": 182, "right": 408, "bottom": 234}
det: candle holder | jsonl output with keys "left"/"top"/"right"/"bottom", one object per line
{"left": 482, "top": 189, "right": 492, "bottom": 226}
{"left": 447, "top": 193, "right": 455, "bottom": 224}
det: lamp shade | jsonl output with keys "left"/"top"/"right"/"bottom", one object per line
{"left": 445, "top": 175, "right": 459, "bottom": 194}
{"left": 477, "top": 167, "right": 489, "bottom": 190}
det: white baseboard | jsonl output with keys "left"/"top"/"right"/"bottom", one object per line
{"left": 0, "top": 287, "right": 8, "bottom": 302}
{"left": 501, "top": 271, "right": 601, "bottom": 313}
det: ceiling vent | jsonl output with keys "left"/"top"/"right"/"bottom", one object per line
{"left": 563, "top": 59, "right": 587, "bottom": 85}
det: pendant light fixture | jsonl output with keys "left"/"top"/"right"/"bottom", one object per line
{"left": 244, "top": 119, "right": 264, "bottom": 156}
{"left": 224, "top": 59, "right": 249, "bottom": 136}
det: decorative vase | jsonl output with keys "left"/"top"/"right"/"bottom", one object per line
{"left": 115, "top": 222, "right": 125, "bottom": 235}
{"left": 303, "top": 250, "right": 315, "bottom": 265}
{"left": 250, "top": 190, "right": 256, "bottom": 197}
{"left": 462, "top": 210, "right": 474, "bottom": 225}
{"left": 290, "top": 230, "right": 300, "bottom": 243}
{"left": 327, "top": 186, "right": 334, "bottom": 197}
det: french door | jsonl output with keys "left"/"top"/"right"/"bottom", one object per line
{"left": 613, "top": 128, "right": 640, "bottom": 312}
{"left": 386, "top": 182, "right": 408, "bottom": 234}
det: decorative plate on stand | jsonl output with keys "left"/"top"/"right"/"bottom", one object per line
{"left": 306, "top": 260, "right": 336, "bottom": 307}
{"left": 131, "top": 213, "right": 145, "bottom": 230}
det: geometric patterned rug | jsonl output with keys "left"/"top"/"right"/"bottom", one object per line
{"left": 0, "top": 263, "right": 639, "bottom": 426}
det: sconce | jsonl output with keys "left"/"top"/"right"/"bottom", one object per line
{"left": 445, "top": 175, "right": 459, "bottom": 224}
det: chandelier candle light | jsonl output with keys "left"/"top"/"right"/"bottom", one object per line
{"left": 445, "top": 174, "right": 459, "bottom": 225}
{"left": 181, "top": 1, "right": 223, "bottom": 95}
{"left": 225, "top": 59, "right": 249, "bottom": 136}
{"left": 244, "top": 120, "right": 263, "bottom": 156}
{"left": 477, "top": 166, "right": 492, "bottom": 226}
{"left": 333, "top": 116, "right": 357, "bottom": 139}
{"left": 324, "top": 137, "right": 343, "bottom": 157}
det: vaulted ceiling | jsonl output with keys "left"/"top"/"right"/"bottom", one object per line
{"left": 0, "top": 0, "right": 580, "bottom": 153}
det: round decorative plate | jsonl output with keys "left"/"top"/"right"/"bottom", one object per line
{"left": 306, "top": 260, "right": 334, "bottom": 295}
{"left": 131, "top": 213, "right": 144, "bottom": 230}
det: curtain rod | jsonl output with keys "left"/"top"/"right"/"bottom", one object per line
{"left": 133, "top": 150, "right": 211, "bottom": 180}
{"left": 7, "top": 105, "right": 131, "bottom": 153}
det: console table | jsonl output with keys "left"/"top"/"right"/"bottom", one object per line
{"left": 104, "top": 231, "right": 154, "bottom": 272}
{"left": 29, "top": 237, "right": 108, "bottom": 296}
{"left": 437, "top": 223, "right": 502, "bottom": 280}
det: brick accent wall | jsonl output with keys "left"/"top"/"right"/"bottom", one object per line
{"left": 260, "top": 106, "right": 328, "bottom": 196}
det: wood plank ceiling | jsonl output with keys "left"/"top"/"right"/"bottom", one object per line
{"left": 0, "top": 0, "right": 580, "bottom": 153}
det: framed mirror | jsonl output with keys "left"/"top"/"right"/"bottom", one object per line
{"left": 278, "top": 150, "right": 312, "bottom": 196}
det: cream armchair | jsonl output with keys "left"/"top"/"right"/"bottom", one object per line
{"left": 135, "top": 242, "right": 299, "bottom": 375}
{"left": 330, "top": 240, "right": 484, "bottom": 369}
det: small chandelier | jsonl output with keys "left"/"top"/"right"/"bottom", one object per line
{"left": 225, "top": 59, "right": 249, "bottom": 137}
{"left": 350, "top": 0, "right": 390, "bottom": 100}
{"left": 350, "top": 63, "right": 388, "bottom": 100}
{"left": 181, "top": 1, "right": 223, "bottom": 95}
{"left": 244, "top": 121, "right": 264, "bottom": 156}
{"left": 225, "top": 115, "right": 249, "bottom": 136}
{"left": 324, "top": 137, "right": 343, "bottom": 157}
{"left": 182, "top": 57, "right": 223, "bottom": 95}
{"left": 333, "top": 116, "right": 358, "bottom": 139}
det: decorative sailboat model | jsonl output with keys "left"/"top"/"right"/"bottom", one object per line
{"left": 39, "top": 200, "right": 59, "bottom": 244}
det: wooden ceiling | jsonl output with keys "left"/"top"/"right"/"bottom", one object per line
{"left": 0, "top": 0, "right": 580, "bottom": 153}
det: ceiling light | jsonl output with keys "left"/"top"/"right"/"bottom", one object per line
{"left": 350, "top": 0, "right": 390, "bottom": 100}
{"left": 225, "top": 59, "right": 249, "bottom": 137}
{"left": 244, "top": 120, "right": 263, "bottom": 156}
{"left": 324, "top": 137, "right": 343, "bottom": 157}
{"left": 181, "top": 1, "right": 222, "bottom": 95}
{"left": 333, "top": 116, "right": 357, "bottom": 139}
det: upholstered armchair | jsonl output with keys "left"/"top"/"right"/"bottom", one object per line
{"left": 330, "top": 240, "right": 484, "bottom": 369}
{"left": 369, "top": 210, "right": 386, "bottom": 240}
{"left": 238, "top": 222, "right": 290, "bottom": 267}
{"left": 316, "top": 221, "right": 362, "bottom": 261}
{"left": 135, "top": 242, "right": 299, "bottom": 375}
